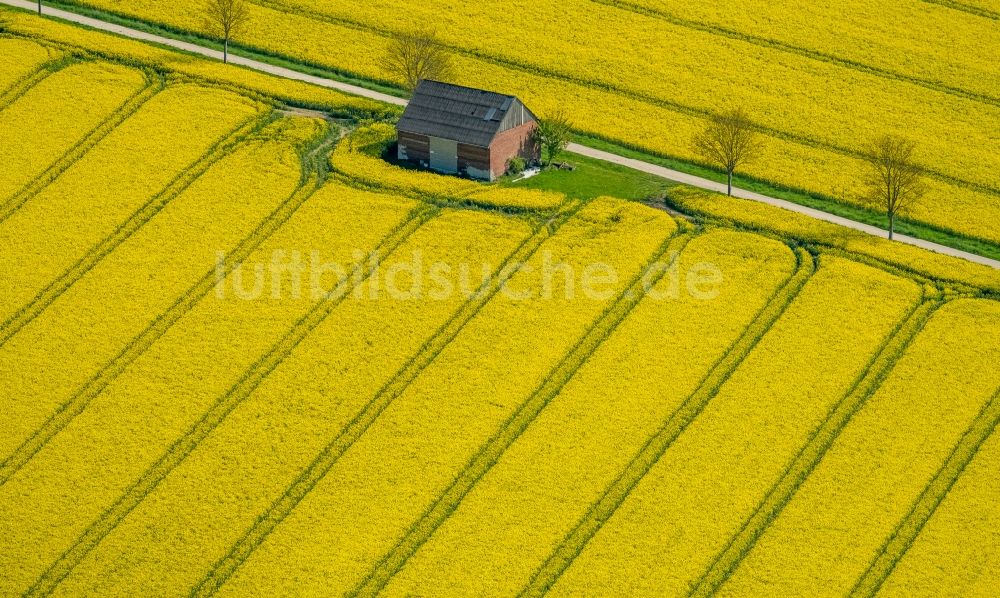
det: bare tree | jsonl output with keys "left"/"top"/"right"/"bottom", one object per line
{"left": 379, "top": 28, "right": 453, "bottom": 92}
{"left": 863, "top": 134, "right": 927, "bottom": 240}
{"left": 693, "top": 106, "right": 762, "bottom": 196}
{"left": 203, "top": 0, "right": 249, "bottom": 64}
{"left": 534, "top": 110, "right": 573, "bottom": 166}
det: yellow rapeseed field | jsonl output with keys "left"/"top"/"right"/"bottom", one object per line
{"left": 719, "top": 299, "right": 1000, "bottom": 597}
{"left": 1, "top": 16, "right": 998, "bottom": 598}
{"left": 380, "top": 230, "right": 797, "bottom": 596}
{"left": 547, "top": 256, "right": 923, "bottom": 596}
{"left": 876, "top": 431, "right": 1000, "bottom": 597}
{"left": 39, "top": 0, "right": 1000, "bottom": 245}
{"left": 0, "top": 61, "right": 147, "bottom": 203}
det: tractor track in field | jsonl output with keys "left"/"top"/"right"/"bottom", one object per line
{"left": 518, "top": 246, "right": 816, "bottom": 597}
{"left": 188, "top": 197, "right": 591, "bottom": 597}
{"left": 349, "top": 229, "right": 697, "bottom": 597}
{"left": 0, "top": 79, "right": 244, "bottom": 350}
{"left": 923, "top": 0, "right": 1000, "bottom": 20}
{"left": 4, "top": 0, "right": 997, "bottom": 268}
{"left": 0, "top": 114, "right": 319, "bottom": 488}
{"left": 0, "top": 55, "right": 70, "bottom": 112}
{"left": 586, "top": 0, "right": 1000, "bottom": 109}
{"left": 23, "top": 195, "right": 441, "bottom": 597}
{"left": 690, "top": 293, "right": 945, "bottom": 596}
{"left": 849, "top": 384, "right": 1000, "bottom": 597}
{"left": 0, "top": 70, "right": 163, "bottom": 225}
{"left": 246, "top": 0, "right": 1000, "bottom": 198}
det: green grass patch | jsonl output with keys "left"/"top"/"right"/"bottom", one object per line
{"left": 576, "top": 134, "right": 1000, "bottom": 261}
{"left": 502, "top": 154, "right": 675, "bottom": 202}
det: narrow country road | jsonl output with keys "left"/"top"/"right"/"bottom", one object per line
{"left": 3, "top": 0, "right": 998, "bottom": 270}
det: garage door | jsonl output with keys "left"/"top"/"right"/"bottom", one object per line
{"left": 429, "top": 136, "right": 458, "bottom": 174}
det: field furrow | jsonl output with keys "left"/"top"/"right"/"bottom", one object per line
{"left": 191, "top": 199, "right": 677, "bottom": 597}
{"left": 924, "top": 0, "right": 1000, "bottom": 19}
{"left": 378, "top": 230, "right": 798, "bottom": 597}
{"left": 36, "top": 206, "right": 534, "bottom": 597}
{"left": 0, "top": 37, "right": 58, "bottom": 94}
{"left": 0, "top": 61, "right": 149, "bottom": 208}
{"left": 0, "top": 83, "right": 263, "bottom": 324}
{"left": 0, "top": 117, "right": 314, "bottom": 472}
{"left": 0, "top": 105, "right": 258, "bottom": 348}
{"left": 354, "top": 229, "right": 695, "bottom": 596}
{"left": 610, "top": 0, "right": 1000, "bottom": 102}
{"left": 191, "top": 201, "right": 582, "bottom": 596}
{"left": 692, "top": 296, "right": 942, "bottom": 596}
{"left": 541, "top": 256, "right": 922, "bottom": 596}
{"left": 854, "top": 387, "right": 1000, "bottom": 596}
{"left": 716, "top": 299, "right": 1000, "bottom": 597}
{"left": 0, "top": 182, "right": 434, "bottom": 596}
{"left": 874, "top": 419, "right": 1000, "bottom": 597}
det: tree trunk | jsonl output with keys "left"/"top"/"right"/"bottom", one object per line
{"left": 888, "top": 212, "right": 895, "bottom": 240}
{"left": 38, "top": 1, "right": 42, "bottom": 14}
{"left": 727, "top": 170, "right": 733, "bottom": 196}
{"left": 223, "top": 38, "right": 229, "bottom": 63}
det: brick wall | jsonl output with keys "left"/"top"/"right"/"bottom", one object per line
{"left": 489, "top": 121, "right": 540, "bottom": 179}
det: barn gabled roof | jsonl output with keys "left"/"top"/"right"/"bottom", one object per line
{"left": 396, "top": 80, "right": 537, "bottom": 148}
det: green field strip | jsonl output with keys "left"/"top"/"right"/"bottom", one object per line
{"left": 351, "top": 229, "right": 695, "bottom": 597}
{"left": 0, "top": 84, "right": 262, "bottom": 326}
{"left": 0, "top": 61, "right": 153, "bottom": 213}
{"left": 529, "top": 256, "right": 921, "bottom": 597}
{"left": 193, "top": 199, "right": 676, "bottom": 598}
{"left": 924, "top": 0, "right": 1000, "bottom": 19}
{"left": 43, "top": 206, "right": 538, "bottom": 597}
{"left": 250, "top": 0, "right": 1000, "bottom": 196}
{"left": 714, "top": 299, "right": 1000, "bottom": 597}
{"left": 375, "top": 231, "right": 798, "bottom": 597}
{"left": 187, "top": 199, "right": 585, "bottom": 598}
{"left": 587, "top": 0, "right": 1000, "bottom": 108}
{"left": 852, "top": 386, "right": 1000, "bottom": 597}
{"left": 0, "top": 109, "right": 261, "bottom": 348}
{"left": 0, "top": 118, "right": 313, "bottom": 477}
{"left": 691, "top": 295, "right": 942, "bottom": 596}
{"left": 0, "top": 37, "right": 58, "bottom": 96}
{"left": 19, "top": 193, "right": 440, "bottom": 598}
{"left": 873, "top": 417, "right": 1000, "bottom": 597}
{"left": 0, "top": 186, "right": 423, "bottom": 595}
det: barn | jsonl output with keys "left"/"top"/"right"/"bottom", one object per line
{"left": 396, "top": 80, "right": 540, "bottom": 181}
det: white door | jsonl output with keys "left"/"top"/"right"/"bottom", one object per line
{"left": 429, "top": 136, "right": 459, "bottom": 174}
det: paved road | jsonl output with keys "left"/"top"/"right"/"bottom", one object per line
{"left": 5, "top": 0, "right": 998, "bottom": 269}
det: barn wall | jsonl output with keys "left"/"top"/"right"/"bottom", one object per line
{"left": 457, "top": 143, "right": 492, "bottom": 180}
{"left": 397, "top": 130, "right": 430, "bottom": 164}
{"left": 489, "top": 121, "right": 540, "bottom": 179}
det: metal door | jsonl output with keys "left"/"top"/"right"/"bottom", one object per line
{"left": 429, "top": 136, "right": 459, "bottom": 174}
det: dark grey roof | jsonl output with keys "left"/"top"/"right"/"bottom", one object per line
{"left": 396, "top": 80, "right": 536, "bottom": 147}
